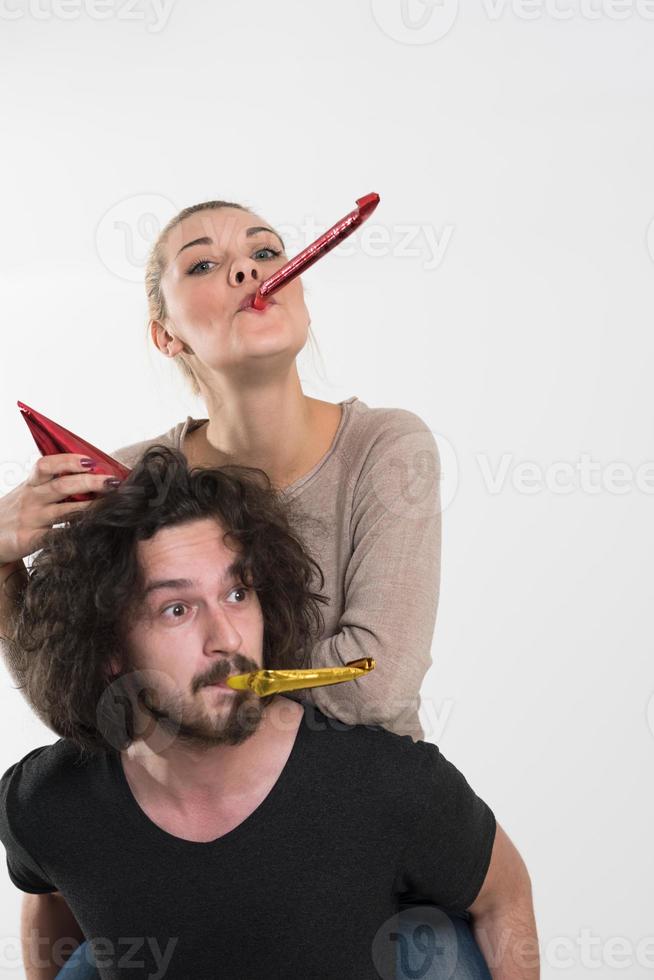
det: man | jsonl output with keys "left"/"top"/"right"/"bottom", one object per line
{"left": 0, "top": 446, "right": 538, "bottom": 979}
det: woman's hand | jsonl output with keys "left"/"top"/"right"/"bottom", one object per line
{"left": 0, "top": 454, "right": 121, "bottom": 566}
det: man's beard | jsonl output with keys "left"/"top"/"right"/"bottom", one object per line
{"left": 141, "top": 685, "right": 269, "bottom": 748}
{"left": 112, "top": 654, "right": 273, "bottom": 750}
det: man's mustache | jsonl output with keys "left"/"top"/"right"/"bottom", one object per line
{"left": 193, "top": 654, "right": 259, "bottom": 693}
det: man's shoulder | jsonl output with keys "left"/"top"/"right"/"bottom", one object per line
{"left": 305, "top": 704, "right": 438, "bottom": 772}
{"left": 299, "top": 706, "right": 443, "bottom": 833}
{"left": 0, "top": 740, "right": 91, "bottom": 809}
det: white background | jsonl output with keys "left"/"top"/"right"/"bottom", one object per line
{"left": 1, "top": 1, "right": 653, "bottom": 977}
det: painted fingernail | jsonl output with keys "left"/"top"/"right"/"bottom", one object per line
{"left": 104, "top": 478, "right": 121, "bottom": 488}
{"left": 81, "top": 458, "right": 97, "bottom": 468}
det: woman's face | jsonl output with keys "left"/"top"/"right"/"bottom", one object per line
{"left": 155, "top": 206, "right": 310, "bottom": 377}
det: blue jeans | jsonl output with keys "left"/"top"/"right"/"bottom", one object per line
{"left": 395, "top": 905, "right": 491, "bottom": 979}
{"left": 55, "top": 942, "right": 97, "bottom": 979}
{"left": 57, "top": 909, "right": 490, "bottom": 979}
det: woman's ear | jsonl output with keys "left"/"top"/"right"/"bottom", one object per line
{"left": 150, "top": 318, "right": 171, "bottom": 354}
{"left": 150, "top": 319, "right": 193, "bottom": 357}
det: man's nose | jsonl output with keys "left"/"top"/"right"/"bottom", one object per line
{"left": 202, "top": 605, "right": 242, "bottom": 657}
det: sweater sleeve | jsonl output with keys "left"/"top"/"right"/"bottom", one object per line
{"left": 305, "top": 413, "right": 442, "bottom": 736}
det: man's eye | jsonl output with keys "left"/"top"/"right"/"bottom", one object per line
{"left": 228, "top": 587, "right": 249, "bottom": 603}
{"left": 162, "top": 603, "right": 188, "bottom": 619}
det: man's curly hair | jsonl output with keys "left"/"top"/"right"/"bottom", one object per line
{"left": 6, "top": 445, "right": 329, "bottom": 755}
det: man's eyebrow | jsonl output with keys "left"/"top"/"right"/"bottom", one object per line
{"left": 143, "top": 561, "right": 242, "bottom": 597}
{"left": 175, "top": 226, "right": 285, "bottom": 259}
{"left": 143, "top": 577, "right": 194, "bottom": 597}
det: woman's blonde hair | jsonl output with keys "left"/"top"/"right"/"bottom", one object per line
{"left": 145, "top": 199, "right": 250, "bottom": 397}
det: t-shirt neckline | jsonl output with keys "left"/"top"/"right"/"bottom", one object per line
{"left": 108, "top": 699, "right": 310, "bottom": 850}
{"left": 178, "top": 396, "right": 358, "bottom": 496}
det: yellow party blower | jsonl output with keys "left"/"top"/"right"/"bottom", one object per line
{"left": 225, "top": 658, "right": 375, "bottom": 698}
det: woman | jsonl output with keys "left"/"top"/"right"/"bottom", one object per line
{"left": 0, "top": 199, "right": 490, "bottom": 978}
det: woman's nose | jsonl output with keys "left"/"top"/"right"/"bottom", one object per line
{"left": 233, "top": 264, "right": 259, "bottom": 285}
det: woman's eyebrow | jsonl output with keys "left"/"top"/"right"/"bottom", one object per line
{"left": 175, "top": 226, "right": 285, "bottom": 258}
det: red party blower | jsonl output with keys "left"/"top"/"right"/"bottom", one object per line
{"left": 18, "top": 401, "right": 131, "bottom": 503}
{"left": 251, "top": 192, "right": 380, "bottom": 310}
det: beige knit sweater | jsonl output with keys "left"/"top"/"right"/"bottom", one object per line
{"left": 111, "top": 396, "right": 441, "bottom": 742}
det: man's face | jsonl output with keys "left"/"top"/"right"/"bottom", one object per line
{"left": 122, "top": 517, "right": 267, "bottom": 748}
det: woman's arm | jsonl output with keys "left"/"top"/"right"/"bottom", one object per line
{"left": 21, "top": 891, "right": 85, "bottom": 980}
{"left": 307, "top": 418, "right": 442, "bottom": 737}
{"left": 110, "top": 421, "right": 442, "bottom": 737}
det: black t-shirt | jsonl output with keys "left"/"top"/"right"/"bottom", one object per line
{"left": 0, "top": 701, "right": 496, "bottom": 979}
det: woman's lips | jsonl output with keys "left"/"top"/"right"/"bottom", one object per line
{"left": 237, "top": 293, "right": 277, "bottom": 313}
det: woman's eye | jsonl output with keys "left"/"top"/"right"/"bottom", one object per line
{"left": 162, "top": 603, "right": 188, "bottom": 619}
{"left": 188, "top": 258, "right": 215, "bottom": 275}
{"left": 228, "top": 587, "right": 249, "bottom": 603}
{"left": 187, "top": 247, "right": 281, "bottom": 276}
{"left": 252, "top": 246, "right": 282, "bottom": 261}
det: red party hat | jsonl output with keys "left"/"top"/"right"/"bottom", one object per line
{"left": 18, "top": 401, "right": 131, "bottom": 502}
